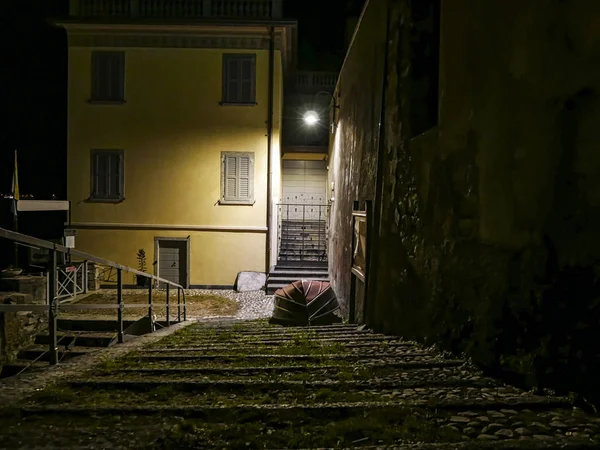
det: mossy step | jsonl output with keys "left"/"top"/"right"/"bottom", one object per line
{"left": 39, "top": 384, "right": 561, "bottom": 411}
{"left": 66, "top": 377, "right": 497, "bottom": 391}
{"left": 21, "top": 398, "right": 575, "bottom": 419}
{"left": 186, "top": 328, "right": 369, "bottom": 336}
{"left": 133, "top": 353, "right": 461, "bottom": 365}
{"left": 3, "top": 415, "right": 598, "bottom": 450}
{"left": 162, "top": 333, "right": 406, "bottom": 347}
{"left": 193, "top": 323, "right": 356, "bottom": 332}
{"left": 105, "top": 363, "right": 476, "bottom": 378}
{"left": 145, "top": 343, "right": 425, "bottom": 352}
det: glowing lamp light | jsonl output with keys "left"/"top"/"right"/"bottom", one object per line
{"left": 303, "top": 111, "right": 320, "bottom": 126}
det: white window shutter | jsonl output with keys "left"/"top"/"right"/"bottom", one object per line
{"left": 238, "top": 155, "right": 251, "bottom": 200}
{"left": 223, "top": 155, "right": 238, "bottom": 201}
{"left": 221, "top": 152, "right": 254, "bottom": 204}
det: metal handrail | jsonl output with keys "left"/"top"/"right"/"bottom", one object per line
{"left": 0, "top": 227, "right": 187, "bottom": 367}
{"left": 0, "top": 228, "right": 181, "bottom": 288}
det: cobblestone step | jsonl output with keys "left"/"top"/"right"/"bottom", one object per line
{"left": 107, "top": 364, "right": 478, "bottom": 379}
{"left": 132, "top": 353, "right": 464, "bottom": 366}
{"left": 66, "top": 377, "right": 499, "bottom": 391}
{"left": 22, "top": 398, "right": 578, "bottom": 417}
{"left": 142, "top": 343, "right": 425, "bottom": 353}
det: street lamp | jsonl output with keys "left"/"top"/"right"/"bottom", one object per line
{"left": 303, "top": 110, "right": 320, "bottom": 126}
{"left": 302, "top": 90, "right": 339, "bottom": 133}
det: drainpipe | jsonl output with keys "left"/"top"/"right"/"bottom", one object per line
{"left": 366, "top": 0, "right": 391, "bottom": 324}
{"left": 265, "top": 26, "right": 275, "bottom": 274}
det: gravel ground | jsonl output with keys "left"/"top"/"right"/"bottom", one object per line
{"left": 185, "top": 289, "right": 275, "bottom": 320}
{"left": 98, "top": 288, "right": 274, "bottom": 321}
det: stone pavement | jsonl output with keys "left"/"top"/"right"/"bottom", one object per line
{"left": 0, "top": 320, "right": 599, "bottom": 449}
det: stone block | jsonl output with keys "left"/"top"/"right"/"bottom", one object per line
{"left": 0, "top": 276, "right": 46, "bottom": 304}
{"left": 87, "top": 262, "right": 101, "bottom": 291}
{"left": 235, "top": 272, "right": 267, "bottom": 292}
{"left": 0, "top": 292, "right": 48, "bottom": 365}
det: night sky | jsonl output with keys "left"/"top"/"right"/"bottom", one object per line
{"left": 0, "top": 0, "right": 364, "bottom": 203}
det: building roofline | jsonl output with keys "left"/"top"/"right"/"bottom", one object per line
{"left": 49, "top": 17, "right": 298, "bottom": 30}
{"left": 49, "top": 17, "right": 297, "bottom": 72}
{"left": 333, "top": 0, "right": 371, "bottom": 98}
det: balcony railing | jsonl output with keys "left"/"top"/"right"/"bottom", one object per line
{"left": 73, "top": 0, "right": 283, "bottom": 19}
{"left": 294, "top": 71, "right": 338, "bottom": 93}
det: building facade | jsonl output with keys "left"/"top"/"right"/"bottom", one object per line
{"left": 55, "top": 0, "right": 295, "bottom": 287}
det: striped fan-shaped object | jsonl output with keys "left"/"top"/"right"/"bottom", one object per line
{"left": 269, "top": 280, "right": 341, "bottom": 327}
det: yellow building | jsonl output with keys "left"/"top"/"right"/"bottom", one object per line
{"left": 54, "top": 0, "right": 295, "bottom": 287}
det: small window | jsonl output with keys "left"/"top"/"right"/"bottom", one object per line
{"left": 220, "top": 152, "right": 254, "bottom": 205}
{"left": 222, "top": 54, "right": 256, "bottom": 105}
{"left": 90, "top": 150, "right": 124, "bottom": 202}
{"left": 91, "top": 51, "right": 125, "bottom": 102}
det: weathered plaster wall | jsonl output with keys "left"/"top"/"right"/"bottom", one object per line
{"left": 328, "top": 0, "right": 387, "bottom": 317}
{"left": 331, "top": 0, "right": 600, "bottom": 401}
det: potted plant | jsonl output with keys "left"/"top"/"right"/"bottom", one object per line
{"left": 136, "top": 249, "right": 150, "bottom": 287}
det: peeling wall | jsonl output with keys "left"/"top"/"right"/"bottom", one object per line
{"left": 330, "top": 0, "right": 600, "bottom": 400}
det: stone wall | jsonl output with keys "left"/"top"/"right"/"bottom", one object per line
{"left": 328, "top": 0, "right": 387, "bottom": 318}
{"left": 0, "top": 277, "right": 48, "bottom": 366}
{"left": 330, "top": 0, "right": 600, "bottom": 402}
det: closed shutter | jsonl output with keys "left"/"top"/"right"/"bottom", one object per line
{"left": 221, "top": 152, "right": 254, "bottom": 204}
{"left": 239, "top": 155, "right": 251, "bottom": 199}
{"left": 282, "top": 160, "right": 327, "bottom": 204}
{"left": 224, "top": 58, "right": 240, "bottom": 103}
{"left": 92, "top": 51, "right": 125, "bottom": 101}
{"left": 223, "top": 155, "right": 238, "bottom": 201}
{"left": 240, "top": 57, "right": 255, "bottom": 103}
{"left": 91, "top": 150, "right": 124, "bottom": 201}
{"left": 222, "top": 54, "right": 256, "bottom": 104}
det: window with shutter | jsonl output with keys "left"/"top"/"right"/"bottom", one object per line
{"left": 90, "top": 150, "right": 125, "bottom": 202}
{"left": 220, "top": 152, "right": 254, "bottom": 205}
{"left": 222, "top": 54, "right": 256, "bottom": 105}
{"left": 91, "top": 51, "right": 125, "bottom": 102}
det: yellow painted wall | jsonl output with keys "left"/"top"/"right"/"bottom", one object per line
{"left": 67, "top": 44, "right": 283, "bottom": 284}
{"left": 76, "top": 229, "right": 265, "bottom": 286}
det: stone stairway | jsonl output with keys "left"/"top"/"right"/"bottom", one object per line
{"left": 266, "top": 263, "right": 329, "bottom": 294}
{"left": 0, "top": 317, "right": 170, "bottom": 377}
{"left": 1, "top": 320, "right": 600, "bottom": 449}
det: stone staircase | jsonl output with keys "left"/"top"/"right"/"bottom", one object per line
{"left": 2, "top": 320, "right": 600, "bottom": 449}
{"left": 278, "top": 219, "right": 328, "bottom": 262}
{"left": 1, "top": 317, "right": 170, "bottom": 378}
{"left": 266, "top": 263, "right": 329, "bottom": 294}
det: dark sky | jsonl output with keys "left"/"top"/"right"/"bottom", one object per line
{"left": 0, "top": 0, "right": 363, "bottom": 200}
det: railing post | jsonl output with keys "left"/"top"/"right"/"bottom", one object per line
{"left": 177, "top": 288, "right": 181, "bottom": 322}
{"left": 148, "top": 279, "right": 153, "bottom": 333}
{"left": 272, "top": 0, "right": 282, "bottom": 18}
{"left": 166, "top": 284, "right": 170, "bottom": 327}
{"left": 83, "top": 261, "right": 88, "bottom": 293}
{"left": 117, "top": 269, "right": 124, "bottom": 344}
{"left": 183, "top": 291, "right": 187, "bottom": 321}
{"left": 202, "top": 0, "right": 211, "bottom": 16}
{"left": 130, "top": 0, "right": 139, "bottom": 17}
{"left": 72, "top": 263, "right": 77, "bottom": 298}
{"left": 48, "top": 250, "right": 59, "bottom": 366}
